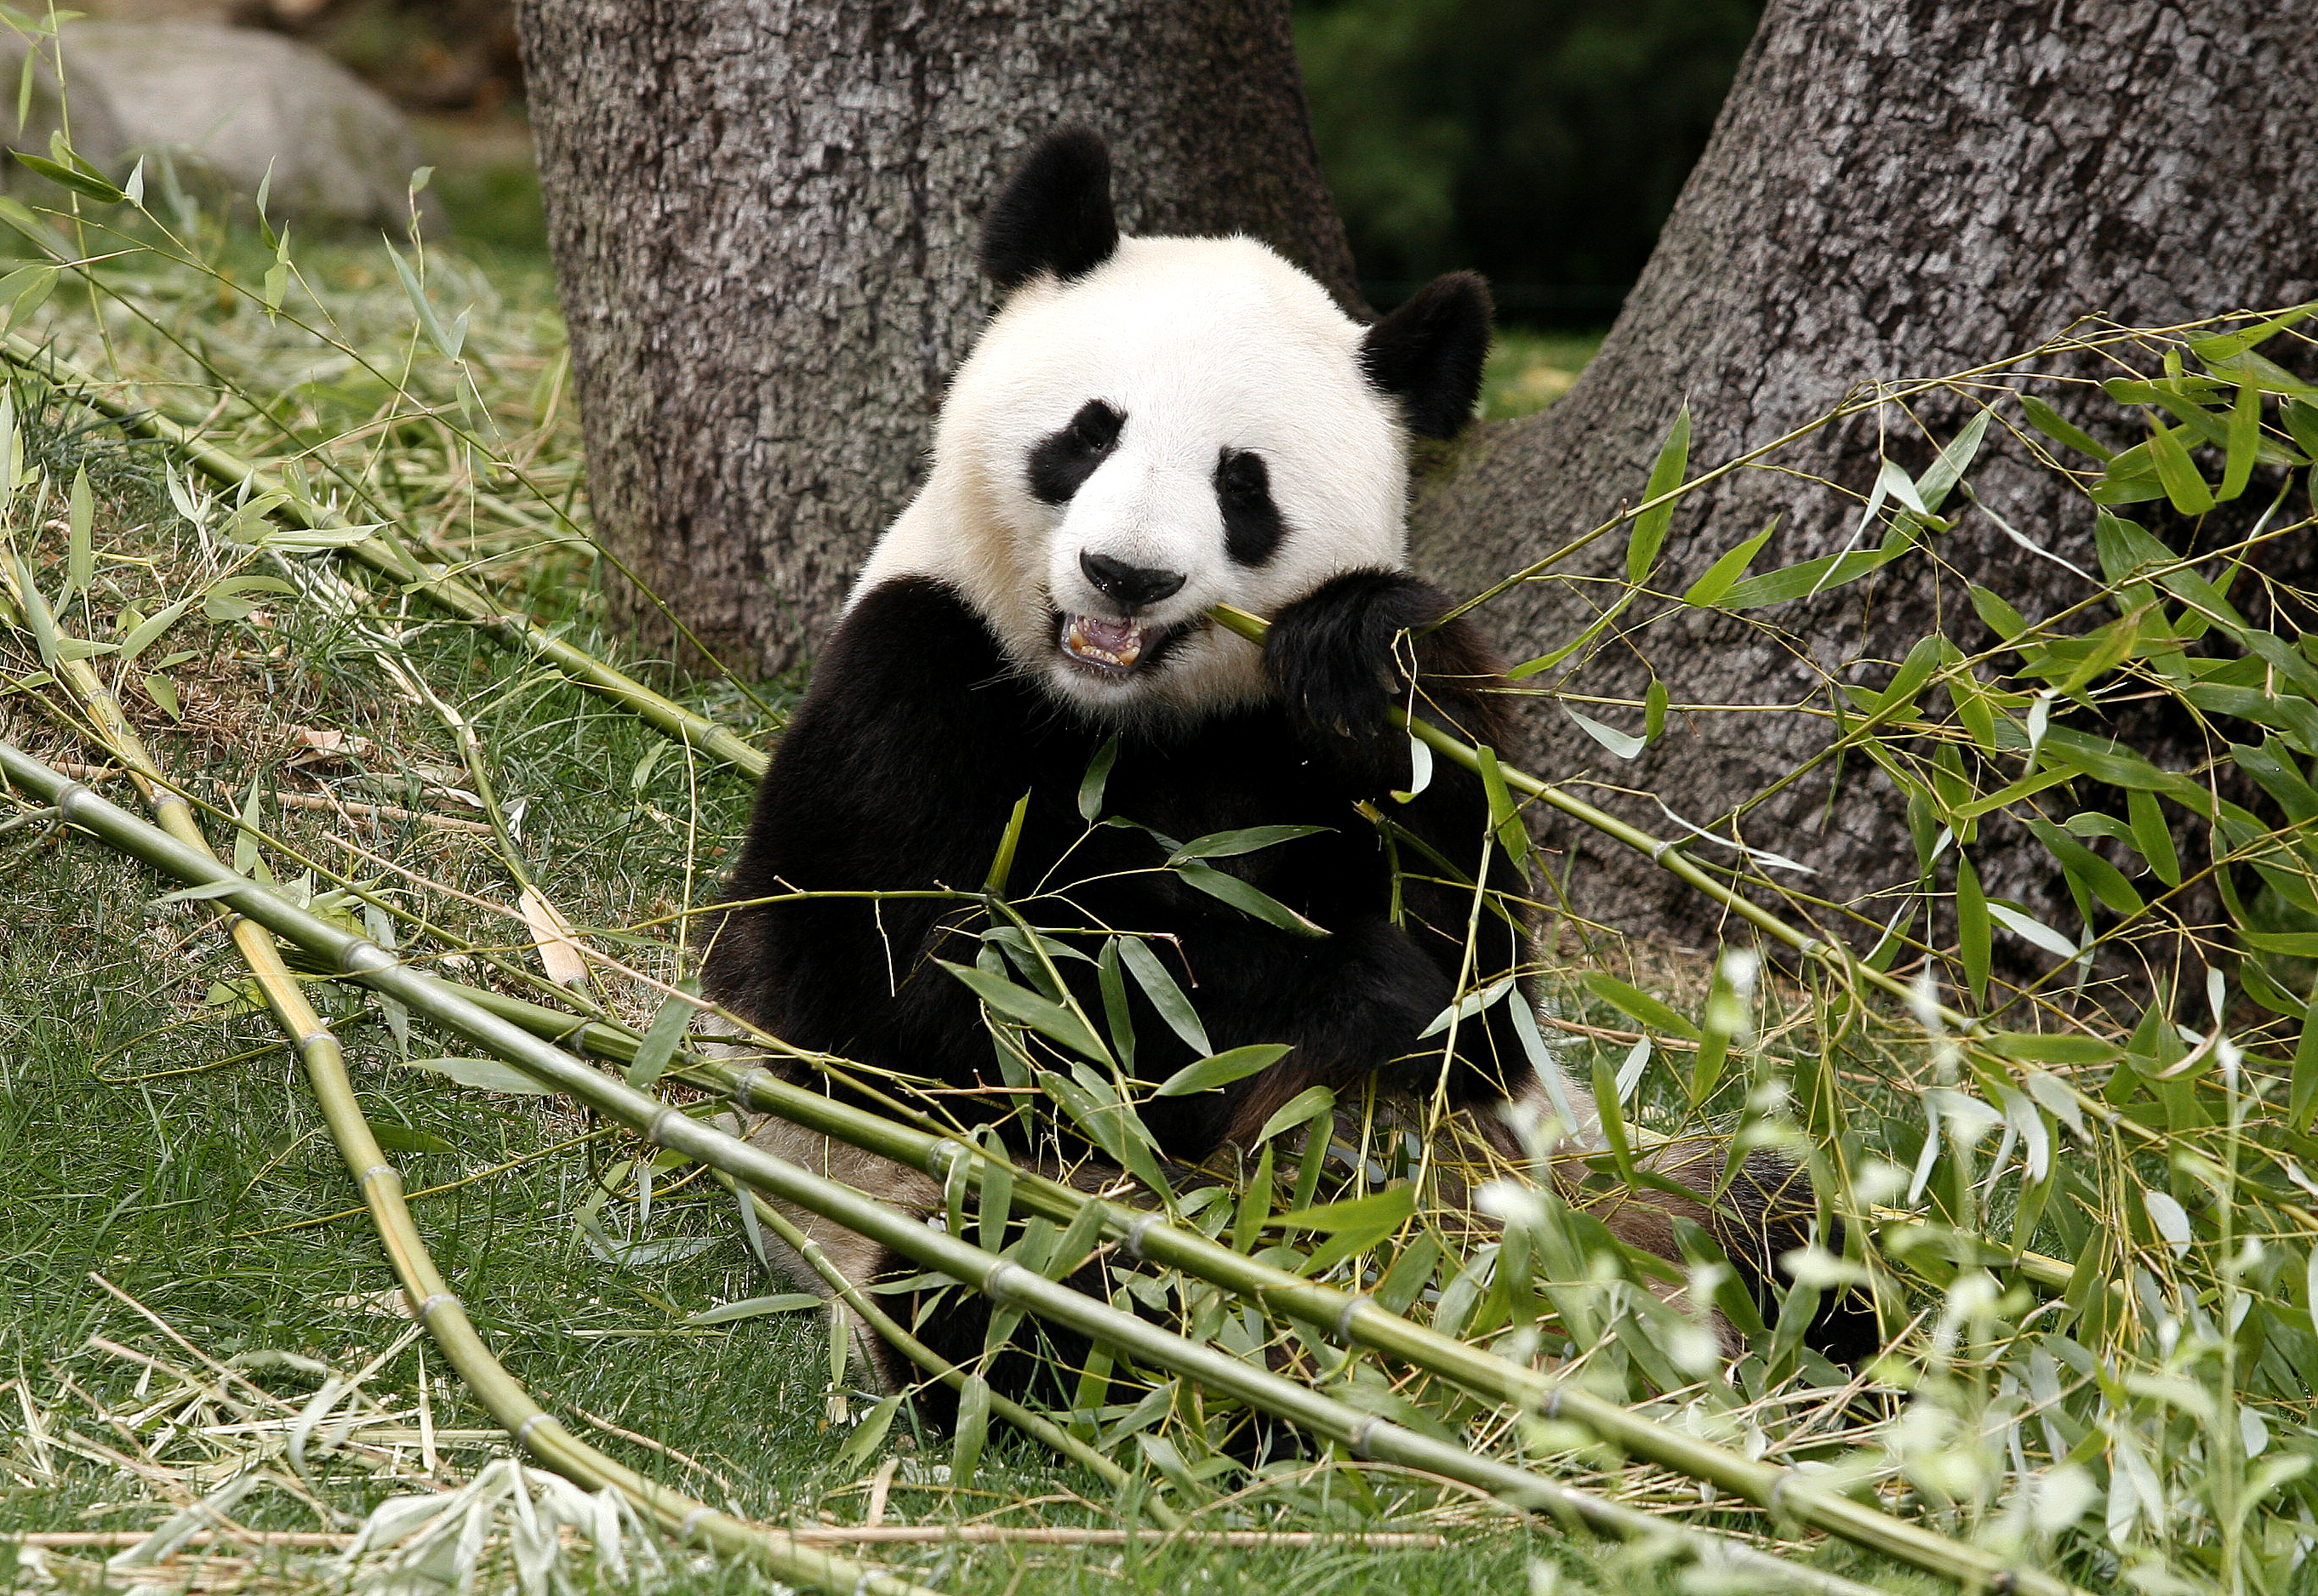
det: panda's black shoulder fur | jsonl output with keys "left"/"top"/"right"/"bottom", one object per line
{"left": 703, "top": 569, "right": 1534, "bottom": 1163}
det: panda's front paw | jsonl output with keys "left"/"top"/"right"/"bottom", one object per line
{"left": 1266, "top": 569, "right": 1447, "bottom": 787}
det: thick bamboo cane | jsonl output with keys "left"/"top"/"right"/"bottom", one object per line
{"left": 0, "top": 739, "right": 1901, "bottom": 1596}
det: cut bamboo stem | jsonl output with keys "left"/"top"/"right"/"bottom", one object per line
{"left": 5, "top": 1528, "right": 1454, "bottom": 1550}
{"left": 0, "top": 638, "right": 928, "bottom": 1596}
{"left": 412, "top": 981, "right": 2076, "bottom": 1596}
{"left": 0, "top": 742, "right": 1896, "bottom": 1596}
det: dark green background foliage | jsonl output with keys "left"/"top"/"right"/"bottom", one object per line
{"left": 1293, "top": 0, "right": 1760, "bottom": 321}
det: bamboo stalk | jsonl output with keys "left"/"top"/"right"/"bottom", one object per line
{"left": 5, "top": 1528, "right": 1454, "bottom": 1549}
{"left": 49, "top": 761, "right": 495, "bottom": 833}
{"left": 1, "top": 742, "right": 1897, "bottom": 1596}
{"left": 0, "top": 636, "right": 928, "bottom": 1596}
{"left": 0, "top": 335, "right": 770, "bottom": 778}
{"left": 427, "top": 980, "right": 2078, "bottom": 1596}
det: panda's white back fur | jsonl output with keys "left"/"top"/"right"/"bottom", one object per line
{"left": 853, "top": 234, "right": 1413, "bottom": 724}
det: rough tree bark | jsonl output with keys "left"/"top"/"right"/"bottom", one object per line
{"left": 1412, "top": 0, "right": 2318, "bottom": 954}
{"left": 516, "top": 0, "right": 1355, "bottom": 677}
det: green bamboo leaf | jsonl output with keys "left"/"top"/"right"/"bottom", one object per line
{"left": 984, "top": 790, "right": 1031, "bottom": 893}
{"left": 1505, "top": 590, "right": 1633, "bottom": 678}
{"left": 203, "top": 573, "right": 295, "bottom": 622}
{"left": 1967, "top": 584, "right": 2028, "bottom": 642}
{"left": 1475, "top": 744, "right": 1529, "bottom": 869}
{"left": 1643, "top": 676, "right": 1669, "bottom": 743}
{"left": 1116, "top": 936, "right": 1208, "bottom": 1054}
{"left": 625, "top": 984, "right": 695, "bottom": 1086}
{"left": 2286, "top": 399, "right": 2318, "bottom": 464}
{"left": 1166, "top": 823, "right": 1327, "bottom": 864}
{"left": 2292, "top": 988, "right": 2318, "bottom": 1132}
{"left": 1257, "top": 1084, "right": 1334, "bottom": 1146}
{"left": 1274, "top": 1182, "right": 1413, "bottom": 1236}
{"left": 1955, "top": 851, "right": 1990, "bottom": 1008}
{"left": 2203, "top": 347, "right": 2318, "bottom": 402}
{"left": 144, "top": 672, "right": 180, "bottom": 719}
{"left": 1153, "top": 1042, "right": 1291, "bottom": 1097}
{"left": 11, "top": 151, "right": 123, "bottom": 203}
{"left": 1579, "top": 970, "right": 1701, "bottom": 1040}
{"left": 2019, "top": 394, "right": 2113, "bottom": 461}
{"left": 65, "top": 464, "right": 92, "bottom": 597}
{"left": 1680, "top": 520, "right": 1775, "bottom": 607}
{"left": 2219, "top": 380, "right": 2260, "bottom": 501}
{"left": 836, "top": 1394, "right": 902, "bottom": 1473}
{"left": 2230, "top": 738, "right": 2318, "bottom": 824}
{"left": 1917, "top": 409, "right": 1992, "bottom": 512}
{"left": 2127, "top": 788, "right": 2180, "bottom": 886}
{"left": 1872, "top": 634, "right": 1947, "bottom": 719}
{"left": 686, "top": 1293, "right": 822, "bottom": 1325}
{"left": 2240, "top": 931, "right": 2318, "bottom": 957}
{"left": 939, "top": 959, "right": 1113, "bottom": 1064}
{"left": 1174, "top": 860, "right": 1329, "bottom": 937}
{"left": 261, "top": 523, "right": 385, "bottom": 551}
{"left": 2143, "top": 420, "right": 2214, "bottom": 516}
{"left": 401, "top": 1055, "right": 553, "bottom": 1096}
{"left": 1719, "top": 533, "right": 1915, "bottom": 609}
{"left": 2190, "top": 303, "right": 2316, "bottom": 363}
{"left": 2024, "top": 816, "right": 2143, "bottom": 915}
{"left": 368, "top": 1123, "right": 457, "bottom": 1156}
{"left": 0, "top": 262, "right": 56, "bottom": 325}
{"left": 1076, "top": 734, "right": 1118, "bottom": 821}
{"left": 1624, "top": 405, "right": 1690, "bottom": 586}
{"left": 951, "top": 1375, "right": 990, "bottom": 1486}
{"left": 387, "top": 245, "right": 467, "bottom": 361}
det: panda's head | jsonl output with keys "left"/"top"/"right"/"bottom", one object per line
{"left": 854, "top": 128, "right": 1492, "bottom": 726}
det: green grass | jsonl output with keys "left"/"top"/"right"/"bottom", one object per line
{"left": 1479, "top": 329, "right": 1603, "bottom": 422}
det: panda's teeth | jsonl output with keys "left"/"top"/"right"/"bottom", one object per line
{"left": 1062, "top": 615, "right": 1149, "bottom": 672}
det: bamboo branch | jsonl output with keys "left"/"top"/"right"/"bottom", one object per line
{"left": 0, "top": 334, "right": 770, "bottom": 778}
{"left": 0, "top": 740, "right": 1896, "bottom": 1596}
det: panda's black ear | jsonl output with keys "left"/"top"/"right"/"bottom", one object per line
{"left": 980, "top": 128, "right": 1120, "bottom": 290}
{"left": 1360, "top": 272, "right": 1493, "bottom": 440}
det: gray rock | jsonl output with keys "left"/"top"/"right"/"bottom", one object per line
{"left": 0, "top": 31, "right": 129, "bottom": 197}
{"left": 39, "top": 21, "right": 431, "bottom": 228}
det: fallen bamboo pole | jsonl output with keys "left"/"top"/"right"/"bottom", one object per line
{"left": 0, "top": 607, "right": 931, "bottom": 1596}
{"left": 425, "top": 979, "right": 2077, "bottom": 1596}
{"left": 1, "top": 740, "right": 1898, "bottom": 1596}
{"left": 5, "top": 1528, "right": 1454, "bottom": 1550}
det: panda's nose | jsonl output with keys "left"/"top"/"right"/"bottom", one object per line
{"left": 1080, "top": 551, "right": 1186, "bottom": 611}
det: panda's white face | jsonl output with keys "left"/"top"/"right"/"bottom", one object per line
{"left": 853, "top": 236, "right": 1413, "bottom": 725}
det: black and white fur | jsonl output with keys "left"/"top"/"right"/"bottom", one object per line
{"left": 702, "top": 130, "right": 1870, "bottom": 1419}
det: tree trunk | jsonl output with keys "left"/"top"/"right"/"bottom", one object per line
{"left": 515, "top": 0, "right": 1355, "bottom": 677}
{"left": 1412, "top": 0, "right": 2318, "bottom": 955}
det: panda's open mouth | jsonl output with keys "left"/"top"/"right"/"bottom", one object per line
{"left": 1055, "top": 612, "right": 1190, "bottom": 676}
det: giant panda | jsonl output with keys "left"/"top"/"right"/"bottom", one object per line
{"left": 701, "top": 128, "right": 1871, "bottom": 1428}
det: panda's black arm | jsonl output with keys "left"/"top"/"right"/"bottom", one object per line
{"left": 1258, "top": 568, "right": 1538, "bottom": 1109}
{"left": 1264, "top": 568, "right": 1516, "bottom": 794}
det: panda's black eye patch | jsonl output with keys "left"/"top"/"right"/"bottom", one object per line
{"left": 1215, "top": 447, "right": 1283, "bottom": 567}
{"left": 1027, "top": 400, "right": 1125, "bottom": 505}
